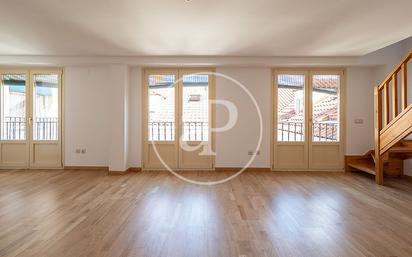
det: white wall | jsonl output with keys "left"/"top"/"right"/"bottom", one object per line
{"left": 124, "top": 66, "right": 374, "bottom": 168}
{"left": 63, "top": 65, "right": 383, "bottom": 169}
{"left": 64, "top": 64, "right": 131, "bottom": 171}
{"left": 359, "top": 39, "right": 405, "bottom": 85}
{"left": 345, "top": 67, "right": 375, "bottom": 155}
{"left": 61, "top": 37, "right": 412, "bottom": 172}
{"left": 215, "top": 68, "right": 271, "bottom": 168}
{"left": 107, "top": 64, "right": 129, "bottom": 171}
{"left": 64, "top": 65, "right": 111, "bottom": 166}
{"left": 128, "top": 67, "right": 142, "bottom": 167}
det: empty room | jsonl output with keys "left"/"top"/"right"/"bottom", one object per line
{"left": 1, "top": 0, "right": 412, "bottom": 257}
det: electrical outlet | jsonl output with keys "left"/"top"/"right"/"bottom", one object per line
{"left": 248, "top": 150, "right": 260, "bottom": 155}
{"left": 81, "top": 149, "right": 86, "bottom": 154}
{"left": 75, "top": 149, "right": 81, "bottom": 154}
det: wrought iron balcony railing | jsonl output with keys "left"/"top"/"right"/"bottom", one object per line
{"left": 278, "top": 122, "right": 304, "bottom": 141}
{"left": 148, "top": 121, "right": 208, "bottom": 141}
{"left": 1, "top": 116, "right": 58, "bottom": 140}
{"left": 2, "top": 117, "right": 26, "bottom": 140}
{"left": 312, "top": 122, "right": 338, "bottom": 141}
{"left": 278, "top": 122, "right": 338, "bottom": 142}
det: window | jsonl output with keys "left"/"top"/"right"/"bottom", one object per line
{"left": 277, "top": 74, "right": 305, "bottom": 142}
{"left": 311, "top": 75, "right": 340, "bottom": 142}
{"left": 182, "top": 74, "right": 209, "bottom": 141}
{"left": 148, "top": 74, "right": 175, "bottom": 141}
{"left": 1, "top": 74, "right": 26, "bottom": 140}
{"left": 33, "top": 74, "right": 59, "bottom": 141}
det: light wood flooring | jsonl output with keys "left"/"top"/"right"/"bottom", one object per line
{"left": 1, "top": 169, "right": 412, "bottom": 257}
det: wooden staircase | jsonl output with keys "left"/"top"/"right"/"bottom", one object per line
{"left": 347, "top": 49, "right": 412, "bottom": 184}
{"left": 347, "top": 140, "right": 412, "bottom": 178}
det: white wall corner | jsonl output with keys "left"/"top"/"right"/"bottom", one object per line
{"left": 127, "top": 67, "right": 142, "bottom": 168}
{"left": 108, "top": 64, "right": 130, "bottom": 172}
{"left": 345, "top": 67, "right": 374, "bottom": 155}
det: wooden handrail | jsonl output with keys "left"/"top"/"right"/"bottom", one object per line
{"left": 374, "top": 49, "right": 412, "bottom": 185}
{"left": 377, "top": 49, "right": 412, "bottom": 90}
{"left": 379, "top": 105, "right": 412, "bottom": 155}
{"left": 376, "top": 50, "right": 411, "bottom": 130}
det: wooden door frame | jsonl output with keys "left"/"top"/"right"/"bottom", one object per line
{"left": 177, "top": 67, "right": 216, "bottom": 170}
{"left": 308, "top": 69, "right": 345, "bottom": 171}
{"left": 0, "top": 68, "right": 30, "bottom": 169}
{"left": 0, "top": 67, "right": 64, "bottom": 169}
{"left": 29, "top": 68, "right": 64, "bottom": 169}
{"left": 271, "top": 68, "right": 309, "bottom": 170}
{"left": 141, "top": 67, "right": 216, "bottom": 170}
{"left": 142, "top": 68, "right": 179, "bottom": 169}
{"left": 271, "top": 67, "right": 346, "bottom": 171}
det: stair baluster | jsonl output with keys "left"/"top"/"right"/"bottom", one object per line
{"left": 374, "top": 49, "right": 412, "bottom": 185}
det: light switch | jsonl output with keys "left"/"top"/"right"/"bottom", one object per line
{"left": 354, "top": 119, "right": 364, "bottom": 124}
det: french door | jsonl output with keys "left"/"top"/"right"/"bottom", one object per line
{"left": 143, "top": 68, "right": 215, "bottom": 170}
{"left": 272, "top": 69, "right": 344, "bottom": 171}
{"left": 0, "top": 68, "right": 63, "bottom": 169}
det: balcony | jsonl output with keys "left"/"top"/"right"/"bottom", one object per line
{"left": 2, "top": 116, "right": 58, "bottom": 140}
{"left": 278, "top": 122, "right": 338, "bottom": 142}
{"left": 312, "top": 122, "right": 338, "bottom": 141}
{"left": 148, "top": 121, "right": 208, "bottom": 141}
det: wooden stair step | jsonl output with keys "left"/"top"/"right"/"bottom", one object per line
{"left": 369, "top": 150, "right": 389, "bottom": 163}
{"left": 389, "top": 145, "right": 412, "bottom": 153}
{"left": 370, "top": 151, "right": 376, "bottom": 163}
{"left": 348, "top": 159, "right": 376, "bottom": 175}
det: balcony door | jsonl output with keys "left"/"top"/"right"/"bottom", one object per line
{"left": 0, "top": 68, "right": 63, "bottom": 169}
{"left": 143, "top": 68, "right": 215, "bottom": 170}
{"left": 272, "top": 69, "right": 344, "bottom": 171}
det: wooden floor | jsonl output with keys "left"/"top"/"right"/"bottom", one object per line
{"left": 1, "top": 170, "right": 412, "bottom": 257}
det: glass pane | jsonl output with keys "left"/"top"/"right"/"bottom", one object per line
{"left": 1, "top": 74, "right": 26, "bottom": 140}
{"left": 148, "top": 74, "right": 175, "bottom": 141}
{"left": 277, "top": 74, "right": 305, "bottom": 142}
{"left": 312, "top": 75, "right": 340, "bottom": 142}
{"left": 182, "top": 74, "right": 209, "bottom": 141}
{"left": 33, "top": 74, "right": 59, "bottom": 141}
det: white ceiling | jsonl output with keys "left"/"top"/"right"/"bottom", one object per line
{"left": 0, "top": 0, "right": 411, "bottom": 56}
